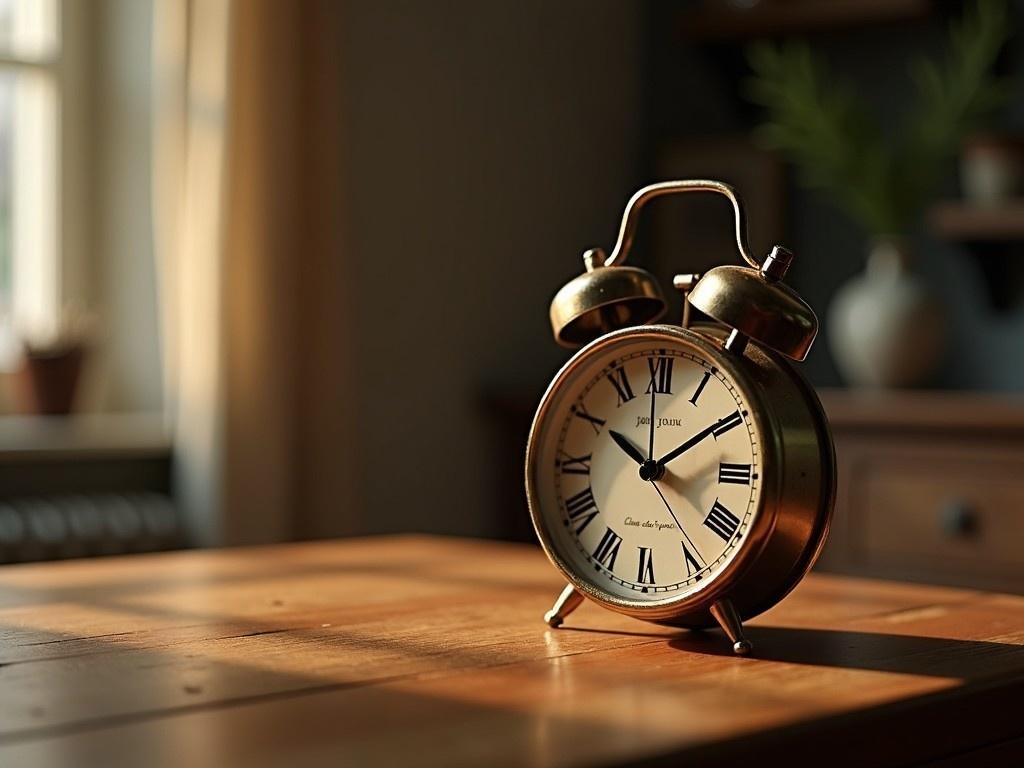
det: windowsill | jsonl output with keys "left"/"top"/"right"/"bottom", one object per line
{"left": 0, "top": 412, "right": 170, "bottom": 461}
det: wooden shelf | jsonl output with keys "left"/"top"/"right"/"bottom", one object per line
{"left": 0, "top": 412, "right": 170, "bottom": 461}
{"left": 679, "top": 0, "right": 931, "bottom": 42}
{"left": 929, "top": 201, "right": 1024, "bottom": 242}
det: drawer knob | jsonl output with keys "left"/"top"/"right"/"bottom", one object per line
{"left": 940, "top": 500, "right": 978, "bottom": 538}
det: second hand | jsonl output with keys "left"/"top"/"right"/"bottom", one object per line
{"left": 650, "top": 481, "right": 705, "bottom": 568}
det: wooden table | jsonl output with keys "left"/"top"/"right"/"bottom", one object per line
{"left": 1, "top": 535, "right": 1023, "bottom": 767}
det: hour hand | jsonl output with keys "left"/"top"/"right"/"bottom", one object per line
{"left": 609, "top": 430, "right": 645, "bottom": 466}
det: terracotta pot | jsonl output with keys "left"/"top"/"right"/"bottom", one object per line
{"left": 16, "top": 345, "right": 86, "bottom": 415}
{"left": 827, "top": 239, "right": 943, "bottom": 388}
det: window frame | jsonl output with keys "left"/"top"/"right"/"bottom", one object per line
{"left": 0, "top": 0, "right": 89, "bottom": 372}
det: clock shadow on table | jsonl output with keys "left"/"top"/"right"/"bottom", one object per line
{"left": 664, "top": 626, "right": 1024, "bottom": 681}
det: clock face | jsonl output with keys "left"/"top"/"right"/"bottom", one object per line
{"left": 530, "top": 330, "right": 763, "bottom": 604}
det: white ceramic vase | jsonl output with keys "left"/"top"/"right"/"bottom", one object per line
{"left": 827, "top": 239, "right": 944, "bottom": 388}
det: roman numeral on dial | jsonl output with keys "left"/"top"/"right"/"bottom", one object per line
{"left": 689, "top": 370, "right": 712, "bottom": 405}
{"left": 606, "top": 367, "right": 635, "bottom": 406}
{"left": 718, "top": 462, "right": 751, "bottom": 485}
{"left": 711, "top": 411, "right": 743, "bottom": 438}
{"left": 592, "top": 527, "right": 622, "bottom": 570}
{"left": 681, "top": 541, "right": 704, "bottom": 577}
{"left": 564, "top": 487, "right": 599, "bottom": 533}
{"left": 704, "top": 499, "right": 740, "bottom": 541}
{"left": 645, "top": 356, "right": 673, "bottom": 395}
{"left": 558, "top": 452, "right": 591, "bottom": 476}
{"left": 636, "top": 546, "right": 655, "bottom": 585}
{"left": 573, "top": 403, "right": 605, "bottom": 435}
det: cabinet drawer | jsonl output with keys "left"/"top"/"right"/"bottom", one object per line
{"left": 860, "top": 454, "right": 1024, "bottom": 577}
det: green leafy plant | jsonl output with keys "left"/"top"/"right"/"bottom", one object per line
{"left": 746, "top": 0, "right": 1012, "bottom": 237}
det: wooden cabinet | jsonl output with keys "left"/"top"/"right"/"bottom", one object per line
{"left": 817, "top": 389, "right": 1024, "bottom": 592}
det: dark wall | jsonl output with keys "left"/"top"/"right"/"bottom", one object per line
{"left": 320, "top": 1, "right": 1024, "bottom": 542}
{"left": 340, "top": 1, "right": 646, "bottom": 537}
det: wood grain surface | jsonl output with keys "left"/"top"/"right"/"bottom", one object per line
{"left": 0, "top": 535, "right": 1022, "bottom": 767}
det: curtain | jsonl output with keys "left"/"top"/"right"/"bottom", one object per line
{"left": 151, "top": 0, "right": 355, "bottom": 546}
{"left": 152, "top": 0, "right": 229, "bottom": 545}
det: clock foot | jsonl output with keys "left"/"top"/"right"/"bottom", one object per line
{"left": 710, "top": 598, "right": 752, "bottom": 655}
{"left": 544, "top": 584, "right": 583, "bottom": 628}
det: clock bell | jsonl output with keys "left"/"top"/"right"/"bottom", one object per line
{"left": 547, "top": 179, "right": 818, "bottom": 361}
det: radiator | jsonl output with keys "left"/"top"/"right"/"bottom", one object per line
{"left": 0, "top": 492, "right": 183, "bottom": 564}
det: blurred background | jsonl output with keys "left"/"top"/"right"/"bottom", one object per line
{"left": 0, "top": 0, "right": 1021, "bottom": 593}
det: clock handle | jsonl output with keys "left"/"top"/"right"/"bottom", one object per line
{"left": 601, "top": 180, "right": 760, "bottom": 271}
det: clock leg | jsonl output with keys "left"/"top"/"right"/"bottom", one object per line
{"left": 710, "top": 598, "right": 753, "bottom": 655}
{"left": 544, "top": 584, "right": 583, "bottom": 628}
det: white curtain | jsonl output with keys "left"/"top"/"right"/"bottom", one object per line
{"left": 150, "top": 0, "right": 356, "bottom": 546}
{"left": 151, "top": 0, "right": 231, "bottom": 545}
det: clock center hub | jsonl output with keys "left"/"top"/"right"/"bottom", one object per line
{"left": 638, "top": 459, "right": 664, "bottom": 482}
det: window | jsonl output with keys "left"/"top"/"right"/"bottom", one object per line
{"left": 0, "top": 0, "right": 59, "bottom": 366}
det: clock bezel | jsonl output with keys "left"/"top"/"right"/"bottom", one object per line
{"left": 526, "top": 324, "right": 783, "bottom": 623}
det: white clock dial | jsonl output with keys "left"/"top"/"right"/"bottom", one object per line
{"left": 534, "top": 335, "right": 762, "bottom": 602}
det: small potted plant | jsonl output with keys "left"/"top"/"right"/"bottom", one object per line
{"left": 16, "top": 305, "right": 94, "bottom": 415}
{"left": 746, "top": 0, "right": 1010, "bottom": 387}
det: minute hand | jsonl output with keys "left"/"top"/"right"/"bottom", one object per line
{"left": 657, "top": 413, "right": 736, "bottom": 466}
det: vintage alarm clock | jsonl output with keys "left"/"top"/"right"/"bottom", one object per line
{"left": 525, "top": 180, "right": 835, "bottom": 655}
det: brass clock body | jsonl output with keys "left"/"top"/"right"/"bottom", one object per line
{"left": 525, "top": 322, "right": 835, "bottom": 630}
{"left": 525, "top": 180, "right": 836, "bottom": 654}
